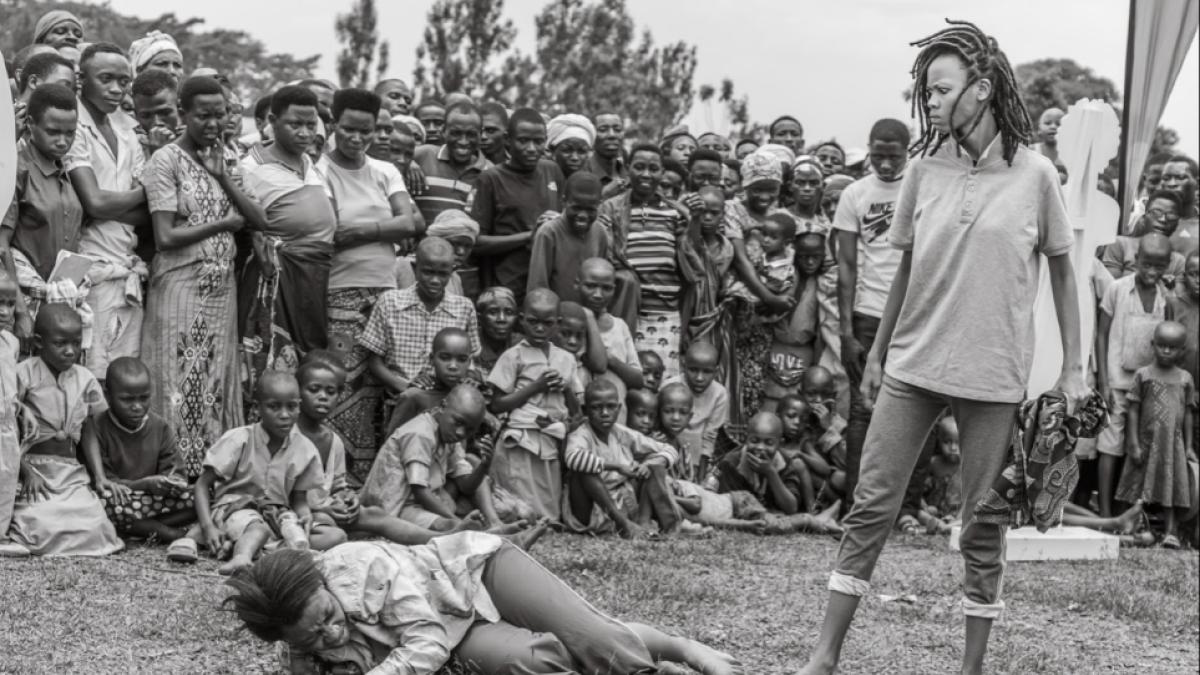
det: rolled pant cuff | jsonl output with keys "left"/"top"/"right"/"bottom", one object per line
{"left": 828, "top": 571, "right": 871, "bottom": 597}
{"left": 962, "top": 597, "right": 1005, "bottom": 619}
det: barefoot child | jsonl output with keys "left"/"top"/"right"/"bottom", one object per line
{"left": 638, "top": 350, "right": 665, "bottom": 393}
{"left": 94, "top": 358, "right": 195, "bottom": 548}
{"left": 578, "top": 257, "right": 645, "bottom": 414}
{"left": 663, "top": 342, "right": 729, "bottom": 480}
{"left": 1115, "top": 321, "right": 1196, "bottom": 549}
{"left": 488, "top": 288, "right": 584, "bottom": 520}
{"left": 362, "top": 385, "right": 506, "bottom": 530}
{"left": 189, "top": 371, "right": 327, "bottom": 574}
{"left": 564, "top": 379, "right": 680, "bottom": 537}
{"left": 706, "top": 411, "right": 805, "bottom": 517}
{"left": 8, "top": 305, "right": 123, "bottom": 556}
{"left": 1097, "top": 233, "right": 1173, "bottom": 518}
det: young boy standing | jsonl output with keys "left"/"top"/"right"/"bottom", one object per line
{"left": 187, "top": 372, "right": 328, "bottom": 575}
{"left": 488, "top": 288, "right": 583, "bottom": 520}
{"left": 1097, "top": 233, "right": 1174, "bottom": 518}
{"left": 663, "top": 342, "right": 729, "bottom": 480}
{"left": 470, "top": 108, "right": 565, "bottom": 297}
{"left": 564, "top": 379, "right": 680, "bottom": 538}
{"left": 528, "top": 172, "right": 611, "bottom": 304}
{"left": 832, "top": 118, "right": 910, "bottom": 506}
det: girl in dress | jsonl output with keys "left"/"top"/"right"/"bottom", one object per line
{"left": 1116, "top": 320, "right": 1197, "bottom": 549}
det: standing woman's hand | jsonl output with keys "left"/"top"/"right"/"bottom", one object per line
{"left": 198, "top": 144, "right": 226, "bottom": 179}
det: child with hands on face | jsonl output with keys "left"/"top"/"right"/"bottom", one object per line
{"left": 487, "top": 289, "right": 584, "bottom": 520}
{"left": 564, "top": 379, "right": 680, "bottom": 538}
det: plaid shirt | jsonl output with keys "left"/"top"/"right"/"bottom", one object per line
{"left": 359, "top": 286, "right": 481, "bottom": 379}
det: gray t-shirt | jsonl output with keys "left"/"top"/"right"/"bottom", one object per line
{"left": 886, "top": 139, "right": 1074, "bottom": 403}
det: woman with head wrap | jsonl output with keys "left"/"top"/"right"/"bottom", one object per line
{"left": 661, "top": 124, "right": 697, "bottom": 165}
{"left": 721, "top": 150, "right": 795, "bottom": 435}
{"left": 129, "top": 31, "right": 184, "bottom": 87}
{"left": 547, "top": 114, "right": 595, "bottom": 179}
{"left": 475, "top": 286, "right": 522, "bottom": 374}
{"left": 810, "top": 140, "right": 847, "bottom": 178}
{"left": 33, "top": 10, "right": 83, "bottom": 51}
{"left": 395, "top": 209, "right": 480, "bottom": 298}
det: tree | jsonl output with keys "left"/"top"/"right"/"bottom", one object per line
{"left": 1015, "top": 58, "right": 1120, "bottom": 124}
{"left": 0, "top": 0, "right": 319, "bottom": 102}
{"left": 334, "top": 0, "right": 390, "bottom": 89}
{"left": 497, "top": 0, "right": 697, "bottom": 140}
{"left": 413, "top": 0, "right": 517, "bottom": 99}
{"left": 699, "top": 78, "right": 762, "bottom": 141}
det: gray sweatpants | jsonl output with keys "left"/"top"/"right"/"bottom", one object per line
{"left": 829, "top": 375, "right": 1017, "bottom": 619}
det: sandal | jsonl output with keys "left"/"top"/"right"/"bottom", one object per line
{"left": 1161, "top": 534, "right": 1181, "bottom": 550}
{"left": 166, "top": 537, "right": 199, "bottom": 563}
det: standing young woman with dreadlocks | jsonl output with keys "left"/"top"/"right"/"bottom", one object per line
{"left": 796, "top": 20, "right": 1090, "bottom": 675}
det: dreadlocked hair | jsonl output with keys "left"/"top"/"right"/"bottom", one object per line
{"left": 909, "top": 19, "right": 1033, "bottom": 165}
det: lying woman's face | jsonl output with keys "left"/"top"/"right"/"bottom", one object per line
{"left": 281, "top": 587, "right": 351, "bottom": 652}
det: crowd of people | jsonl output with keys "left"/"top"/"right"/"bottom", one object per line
{"left": 1, "top": 10, "right": 1198, "bottom": 674}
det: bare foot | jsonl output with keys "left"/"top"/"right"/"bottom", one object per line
{"left": 679, "top": 638, "right": 744, "bottom": 675}
{"left": 487, "top": 519, "right": 529, "bottom": 536}
{"left": 1115, "top": 501, "right": 1144, "bottom": 535}
{"left": 452, "top": 511, "right": 487, "bottom": 532}
{"left": 617, "top": 520, "right": 649, "bottom": 540}
{"left": 655, "top": 663, "right": 690, "bottom": 675}
{"left": 218, "top": 555, "right": 253, "bottom": 576}
{"left": 509, "top": 518, "right": 552, "bottom": 551}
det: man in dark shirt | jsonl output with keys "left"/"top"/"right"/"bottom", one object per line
{"left": 469, "top": 108, "right": 564, "bottom": 299}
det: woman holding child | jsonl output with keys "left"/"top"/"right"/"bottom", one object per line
{"left": 797, "top": 20, "right": 1090, "bottom": 675}
{"left": 141, "top": 75, "right": 265, "bottom": 478}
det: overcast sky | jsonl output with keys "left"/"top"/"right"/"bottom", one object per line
{"left": 103, "top": 0, "right": 1198, "bottom": 156}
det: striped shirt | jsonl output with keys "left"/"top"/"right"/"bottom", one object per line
{"left": 597, "top": 194, "right": 684, "bottom": 313}
{"left": 412, "top": 145, "right": 492, "bottom": 224}
{"left": 564, "top": 422, "right": 677, "bottom": 488}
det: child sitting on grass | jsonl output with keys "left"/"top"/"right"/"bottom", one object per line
{"left": 1116, "top": 321, "right": 1197, "bottom": 549}
{"left": 655, "top": 382, "right": 697, "bottom": 480}
{"left": 387, "top": 327, "right": 479, "bottom": 434}
{"left": 93, "top": 358, "right": 195, "bottom": 548}
{"left": 488, "top": 288, "right": 584, "bottom": 521}
{"left": 578, "top": 258, "right": 644, "bottom": 414}
{"left": 564, "top": 379, "right": 680, "bottom": 538}
{"left": 638, "top": 350, "right": 665, "bottom": 393}
{"left": 186, "top": 371, "right": 331, "bottom": 575}
{"left": 362, "top": 385, "right": 509, "bottom": 531}
{"left": 663, "top": 342, "right": 729, "bottom": 481}
{"left": 7, "top": 305, "right": 123, "bottom": 557}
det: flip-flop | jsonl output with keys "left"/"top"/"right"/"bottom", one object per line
{"left": 897, "top": 514, "right": 921, "bottom": 534}
{"left": 166, "top": 537, "right": 199, "bottom": 563}
{"left": 1161, "top": 534, "right": 1181, "bottom": 550}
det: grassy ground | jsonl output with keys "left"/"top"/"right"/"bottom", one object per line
{"left": 0, "top": 532, "right": 1197, "bottom": 674}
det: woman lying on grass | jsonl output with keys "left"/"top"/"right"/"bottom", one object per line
{"left": 225, "top": 530, "right": 742, "bottom": 675}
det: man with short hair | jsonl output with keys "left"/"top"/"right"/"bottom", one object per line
{"left": 64, "top": 43, "right": 148, "bottom": 378}
{"left": 412, "top": 102, "right": 492, "bottom": 225}
{"left": 588, "top": 112, "right": 627, "bottom": 193}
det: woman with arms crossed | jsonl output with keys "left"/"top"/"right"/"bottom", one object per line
{"left": 797, "top": 20, "right": 1089, "bottom": 675}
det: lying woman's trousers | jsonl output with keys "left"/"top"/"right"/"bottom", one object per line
{"left": 829, "top": 375, "right": 1017, "bottom": 619}
{"left": 455, "top": 543, "right": 658, "bottom": 674}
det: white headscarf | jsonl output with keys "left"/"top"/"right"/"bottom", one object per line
{"left": 547, "top": 114, "right": 596, "bottom": 148}
{"left": 129, "top": 31, "right": 182, "bottom": 71}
